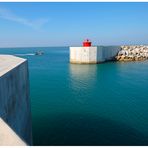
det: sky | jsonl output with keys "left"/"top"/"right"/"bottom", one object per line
{"left": 0, "top": 2, "right": 148, "bottom": 47}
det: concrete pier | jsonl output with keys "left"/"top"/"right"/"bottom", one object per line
{"left": 70, "top": 46, "right": 121, "bottom": 64}
{"left": 97, "top": 46, "right": 121, "bottom": 62}
{"left": 0, "top": 55, "right": 32, "bottom": 145}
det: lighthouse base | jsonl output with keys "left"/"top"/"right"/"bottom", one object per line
{"left": 70, "top": 47, "right": 98, "bottom": 64}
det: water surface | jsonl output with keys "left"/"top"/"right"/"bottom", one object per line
{"left": 0, "top": 47, "right": 148, "bottom": 145}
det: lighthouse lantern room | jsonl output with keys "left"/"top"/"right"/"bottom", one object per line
{"left": 83, "top": 39, "right": 92, "bottom": 47}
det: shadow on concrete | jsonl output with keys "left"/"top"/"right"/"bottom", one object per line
{"left": 32, "top": 113, "right": 148, "bottom": 146}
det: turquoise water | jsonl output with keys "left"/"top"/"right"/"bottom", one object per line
{"left": 1, "top": 47, "right": 148, "bottom": 145}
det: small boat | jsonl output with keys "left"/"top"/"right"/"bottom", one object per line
{"left": 35, "top": 51, "right": 44, "bottom": 55}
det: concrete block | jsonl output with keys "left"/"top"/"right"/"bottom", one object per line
{"left": 0, "top": 55, "right": 32, "bottom": 145}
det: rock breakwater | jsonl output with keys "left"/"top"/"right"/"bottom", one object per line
{"left": 115, "top": 45, "right": 148, "bottom": 61}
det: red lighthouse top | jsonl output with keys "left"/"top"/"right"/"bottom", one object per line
{"left": 83, "top": 39, "right": 92, "bottom": 47}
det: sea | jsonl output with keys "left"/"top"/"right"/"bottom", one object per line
{"left": 0, "top": 47, "right": 148, "bottom": 145}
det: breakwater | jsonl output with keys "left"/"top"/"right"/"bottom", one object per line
{"left": 116, "top": 45, "right": 148, "bottom": 61}
{"left": 70, "top": 45, "right": 148, "bottom": 64}
{"left": 0, "top": 55, "right": 32, "bottom": 145}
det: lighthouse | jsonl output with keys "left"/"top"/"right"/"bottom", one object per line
{"left": 70, "top": 39, "right": 98, "bottom": 64}
{"left": 70, "top": 40, "right": 121, "bottom": 64}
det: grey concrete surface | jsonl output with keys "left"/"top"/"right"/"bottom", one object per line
{"left": 0, "top": 55, "right": 32, "bottom": 145}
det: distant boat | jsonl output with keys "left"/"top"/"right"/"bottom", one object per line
{"left": 35, "top": 51, "right": 44, "bottom": 56}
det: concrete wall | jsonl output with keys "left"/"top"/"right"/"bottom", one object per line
{"left": 0, "top": 55, "right": 32, "bottom": 145}
{"left": 97, "top": 46, "right": 121, "bottom": 62}
{"left": 70, "top": 47, "right": 97, "bottom": 63}
{"left": 70, "top": 46, "right": 121, "bottom": 64}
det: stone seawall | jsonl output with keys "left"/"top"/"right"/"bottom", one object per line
{"left": 0, "top": 55, "right": 32, "bottom": 145}
{"left": 115, "top": 45, "right": 148, "bottom": 61}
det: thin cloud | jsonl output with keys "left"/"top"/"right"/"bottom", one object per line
{"left": 0, "top": 8, "right": 49, "bottom": 29}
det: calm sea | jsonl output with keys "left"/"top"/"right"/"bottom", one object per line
{"left": 0, "top": 47, "right": 148, "bottom": 145}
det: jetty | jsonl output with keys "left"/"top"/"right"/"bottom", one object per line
{"left": 0, "top": 55, "right": 32, "bottom": 145}
{"left": 70, "top": 40, "right": 148, "bottom": 64}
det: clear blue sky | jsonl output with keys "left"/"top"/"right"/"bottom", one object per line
{"left": 0, "top": 2, "right": 148, "bottom": 47}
